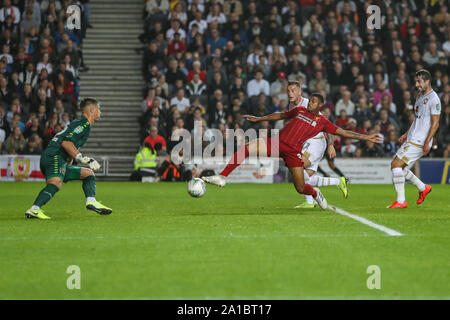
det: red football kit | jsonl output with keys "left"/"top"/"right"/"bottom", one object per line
{"left": 220, "top": 105, "right": 339, "bottom": 177}
{"left": 265, "top": 106, "right": 338, "bottom": 167}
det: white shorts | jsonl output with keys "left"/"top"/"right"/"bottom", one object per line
{"left": 0, "top": 129, "right": 5, "bottom": 143}
{"left": 395, "top": 141, "right": 426, "bottom": 167}
{"left": 302, "top": 136, "right": 327, "bottom": 172}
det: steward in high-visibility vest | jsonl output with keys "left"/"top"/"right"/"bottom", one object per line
{"left": 134, "top": 143, "right": 157, "bottom": 172}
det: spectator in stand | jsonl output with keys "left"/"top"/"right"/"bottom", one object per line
{"left": 247, "top": 69, "right": 269, "bottom": 98}
{"left": 270, "top": 72, "right": 287, "bottom": 97}
{"left": 341, "top": 138, "right": 357, "bottom": 157}
{"left": 206, "top": 28, "right": 226, "bottom": 56}
{"left": 335, "top": 90, "right": 355, "bottom": 117}
{"left": 168, "top": 32, "right": 186, "bottom": 55}
{"left": 207, "top": 3, "right": 226, "bottom": 25}
{"left": 383, "top": 129, "right": 400, "bottom": 156}
{"left": 378, "top": 109, "right": 400, "bottom": 136}
{"left": 186, "top": 60, "right": 206, "bottom": 82}
{"left": 362, "top": 138, "right": 385, "bottom": 158}
{"left": 169, "top": 2, "right": 187, "bottom": 26}
{"left": 4, "top": 126, "right": 25, "bottom": 154}
{"left": 336, "top": 109, "right": 349, "bottom": 128}
{"left": 187, "top": 72, "right": 206, "bottom": 96}
{"left": 423, "top": 41, "right": 445, "bottom": 66}
{"left": 144, "top": 126, "right": 167, "bottom": 152}
{"left": 170, "top": 88, "right": 190, "bottom": 114}
{"left": 0, "top": 0, "right": 21, "bottom": 24}
{"left": 189, "top": 9, "right": 207, "bottom": 34}
{"left": 36, "top": 52, "right": 52, "bottom": 74}
{"left": 166, "top": 19, "right": 186, "bottom": 42}
{"left": 375, "top": 93, "right": 397, "bottom": 114}
{"left": 23, "top": 115, "right": 42, "bottom": 139}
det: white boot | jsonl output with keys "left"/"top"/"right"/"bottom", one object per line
{"left": 313, "top": 188, "right": 328, "bottom": 210}
{"left": 201, "top": 175, "right": 226, "bottom": 187}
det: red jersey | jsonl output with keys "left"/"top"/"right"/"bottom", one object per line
{"left": 144, "top": 134, "right": 167, "bottom": 149}
{"left": 279, "top": 106, "right": 338, "bottom": 150}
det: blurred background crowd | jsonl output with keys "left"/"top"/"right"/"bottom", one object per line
{"left": 139, "top": 0, "right": 450, "bottom": 160}
{"left": 1, "top": 0, "right": 449, "bottom": 162}
{"left": 0, "top": 0, "right": 89, "bottom": 155}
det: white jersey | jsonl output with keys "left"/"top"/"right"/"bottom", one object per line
{"left": 289, "top": 97, "right": 325, "bottom": 140}
{"left": 407, "top": 90, "right": 441, "bottom": 146}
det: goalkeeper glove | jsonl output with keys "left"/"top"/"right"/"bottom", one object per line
{"left": 75, "top": 153, "right": 101, "bottom": 170}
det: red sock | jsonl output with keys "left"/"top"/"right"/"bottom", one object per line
{"left": 302, "top": 184, "right": 317, "bottom": 197}
{"left": 220, "top": 144, "right": 249, "bottom": 177}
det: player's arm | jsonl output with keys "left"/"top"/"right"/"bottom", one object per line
{"left": 326, "top": 134, "right": 336, "bottom": 158}
{"left": 398, "top": 129, "right": 408, "bottom": 144}
{"left": 61, "top": 141, "right": 80, "bottom": 158}
{"left": 335, "top": 127, "right": 382, "bottom": 143}
{"left": 423, "top": 114, "right": 440, "bottom": 155}
{"left": 244, "top": 112, "right": 285, "bottom": 122}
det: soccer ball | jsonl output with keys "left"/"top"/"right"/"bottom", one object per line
{"left": 187, "top": 178, "right": 207, "bottom": 198}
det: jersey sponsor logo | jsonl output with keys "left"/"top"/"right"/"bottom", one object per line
{"left": 296, "top": 113, "right": 317, "bottom": 127}
{"left": 74, "top": 126, "right": 84, "bottom": 134}
{"left": 436, "top": 104, "right": 440, "bottom": 112}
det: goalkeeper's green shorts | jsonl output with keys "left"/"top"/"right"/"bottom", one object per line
{"left": 40, "top": 152, "right": 82, "bottom": 182}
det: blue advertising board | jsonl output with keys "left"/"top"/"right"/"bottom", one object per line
{"left": 419, "top": 159, "right": 450, "bottom": 184}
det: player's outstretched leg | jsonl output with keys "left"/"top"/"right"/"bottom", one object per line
{"left": 26, "top": 178, "right": 61, "bottom": 219}
{"left": 309, "top": 175, "right": 348, "bottom": 199}
{"left": 290, "top": 167, "right": 327, "bottom": 209}
{"left": 203, "top": 138, "right": 263, "bottom": 187}
{"left": 387, "top": 158, "right": 408, "bottom": 208}
{"left": 295, "top": 170, "right": 316, "bottom": 208}
{"left": 80, "top": 168, "right": 112, "bottom": 215}
{"left": 403, "top": 168, "right": 431, "bottom": 204}
{"left": 202, "top": 143, "right": 248, "bottom": 187}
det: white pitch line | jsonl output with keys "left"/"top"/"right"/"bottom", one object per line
{"left": 327, "top": 205, "right": 404, "bottom": 237}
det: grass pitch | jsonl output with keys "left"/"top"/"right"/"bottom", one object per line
{"left": 0, "top": 182, "right": 449, "bottom": 299}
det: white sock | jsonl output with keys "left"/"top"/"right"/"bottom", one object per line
{"left": 30, "top": 205, "right": 40, "bottom": 210}
{"left": 309, "top": 175, "right": 340, "bottom": 187}
{"left": 303, "top": 171, "right": 315, "bottom": 204}
{"left": 392, "top": 168, "right": 406, "bottom": 203}
{"left": 403, "top": 168, "right": 426, "bottom": 192}
{"left": 86, "top": 197, "right": 96, "bottom": 202}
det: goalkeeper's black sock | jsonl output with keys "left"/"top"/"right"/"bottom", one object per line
{"left": 33, "top": 183, "right": 59, "bottom": 207}
{"left": 83, "top": 175, "right": 96, "bottom": 198}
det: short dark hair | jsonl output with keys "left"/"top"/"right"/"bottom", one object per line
{"left": 287, "top": 80, "right": 301, "bottom": 88}
{"left": 310, "top": 92, "right": 324, "bottom": 104}
{"left": 415, "top": 69, "right": 431, "bottom": 81}
{"left": 80, "top": 97, "right": 99, "bottom": 112}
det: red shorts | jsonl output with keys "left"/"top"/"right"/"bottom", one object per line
{"left": 264, "top": 137, "right": 304, "bottom": 168}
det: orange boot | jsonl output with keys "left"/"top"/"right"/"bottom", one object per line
{"left": 387, "top": 201, "right": 408, "bottom": 209}
{"left": 417, "top": 185, "right": 432, "bottom": 205}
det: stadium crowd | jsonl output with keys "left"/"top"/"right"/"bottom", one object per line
{"left": 140, "top": 0, "right": 450, "bottom": 160}
{"left": 0, "top": 0, "right": 90, "bottom": 155}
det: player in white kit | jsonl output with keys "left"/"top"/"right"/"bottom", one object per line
{"left": 388, "top": 69, "right": 441, "bottom": 208}
{"left": 290, "top": 95, "right": 348, "bottom": 209}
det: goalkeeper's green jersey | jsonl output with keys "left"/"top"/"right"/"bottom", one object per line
{"left": 44, "top": 116, "right": 91, "bottom": 161}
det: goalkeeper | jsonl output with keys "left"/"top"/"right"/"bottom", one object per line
{"left": 25, "top": 98, "right": 112, "bottom": 219}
